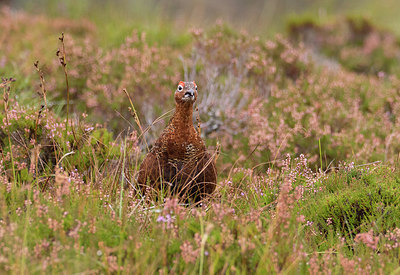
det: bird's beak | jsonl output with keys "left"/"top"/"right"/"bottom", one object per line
{"left": 184, "top": 89, "right": 195, "bottom": 100}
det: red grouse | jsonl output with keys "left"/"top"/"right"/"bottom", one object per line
{"left": 137, "top": 81, "right": 217, "bottom": 202}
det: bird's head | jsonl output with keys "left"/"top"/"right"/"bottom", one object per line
{"left": 174, "top": 81, "right": 198, "bottom": 105}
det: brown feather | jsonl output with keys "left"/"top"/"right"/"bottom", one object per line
{"left": 137, "top": 81, "right": 217, "bottom": 201}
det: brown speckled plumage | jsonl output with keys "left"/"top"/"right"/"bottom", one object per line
{"left": 137, "top": 81, "right": 217, "bottom": 201}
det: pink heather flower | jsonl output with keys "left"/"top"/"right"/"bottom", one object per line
{"left": 339, "top": 255, "right": 356, "bottom": 274}
{"left": 85, "top": 127, "right": 94, "bottom": 132}
{"left": 157, "top": 214, "right": 174, "bottom": 224}
{"left": 354, "top": 230, "right": 379, "bottom": 250}
{"left": 156, "top": 216, "right": 166, "bottom": 223}
{"left": 180, "top": 241, "right": 199, "bottom": 264}
{"left": 296, "top": 215, "right": 305, "bottom": 223}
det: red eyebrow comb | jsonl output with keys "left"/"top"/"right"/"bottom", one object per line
{"left": 193, "top": 81, "right": 196, "bottom": 86}
{"left": 178, "top": 81, "right": 185, "bottom": 87}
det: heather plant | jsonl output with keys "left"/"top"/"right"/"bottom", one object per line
{"left": 0, "top": 90, "right": 129, "bottom": 192}
{"left": 0, "top": 7, "right": 96, "bottom": 84}
{"left": 288, "top": 16, "right": 400, "bottom": 75}
{"left": 183, "top": 21, "right": 400, "bottom": 169}
{"left": 188, "top": 24, "right": 310, "bottom": 138}
{"left": 56, "top": 31, "right": 182, "bottom": 136}
{"left": 1, "top": 138, "right": 400, "bottom": 272}
{"left": 4, "top": 8, "right": 400, "bottom": 169}
{"left": 0, "top": 7, "right": 182, "bottom": 142}
{"left": 237, "top": 63, "right": 400, "bottom": 168}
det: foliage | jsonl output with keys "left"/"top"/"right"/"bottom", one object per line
{"left": 1, "top": 6, "right": 400, "bottom": 273}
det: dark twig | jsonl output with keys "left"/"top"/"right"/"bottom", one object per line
{"left": 56, "top": 33, "right": 70, "bottom": 133}
{"left": 33, "top": 61, "right": 48, "bottom": 109}
{"left": 2, "top": 77, "right": 16, "bottom": 183}
{"left": 57, "top": 33, "right": 78, "bottom": 148}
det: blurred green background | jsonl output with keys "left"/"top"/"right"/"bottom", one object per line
{"left": 4, "top": 0, "right": 400, "bottom": 44}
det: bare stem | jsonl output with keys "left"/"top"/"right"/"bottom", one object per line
{"left": 57, "top": 32, "right": 70, "bottom": 134}
{"left": 123, "top": 88, "right": 149, "bottom": 151}
{"left": 120, "top": 137, "right": 127, "bottom": 219}
{"left": 2, "top": 78, "right": 16, "bottom": 185}
{"left": 34, "top": 61, "right": 48, "bottom": 109}
{"left": 57, "top": 33, "right": 78, "bottom": 149}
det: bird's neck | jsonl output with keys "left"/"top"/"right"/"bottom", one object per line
{"left": 170, "top": 103, "right": 194, "bottom": 130}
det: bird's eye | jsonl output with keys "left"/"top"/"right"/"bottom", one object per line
{"left": 178, "top": 85, "right": 183, "bottom": 91}
{"left": 195, "top": 86, "right": 198, "bottom": 91}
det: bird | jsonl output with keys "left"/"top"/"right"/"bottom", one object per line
{"left": 137, "top": 81, "right": 217, "bottom": 202}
